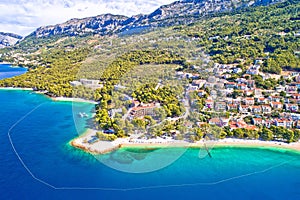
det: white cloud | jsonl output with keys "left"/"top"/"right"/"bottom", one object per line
{"left": 0, "top": 0, "right": 174, "bottom": 36}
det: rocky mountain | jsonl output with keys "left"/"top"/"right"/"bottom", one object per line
{"left": 28, "top": 0, "right": 285, "bottom": 39}
{"left": 0, "top": 32, "right": 22, "bottom": 48}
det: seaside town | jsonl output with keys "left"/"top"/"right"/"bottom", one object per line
{"left": 71, "top": 58, "right": 300, "bottom": 153}
{"left": 179, "top": 59, "right": 300, "bottom": 134}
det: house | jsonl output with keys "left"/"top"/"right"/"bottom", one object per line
{"left": 230, "top": 120, "right": 258, "bottom": 130}
{"left": 205, "top": 99, "right": 214, "bottom": 109}
{"left": 225, "top": 98, "right": 233, "bottom": 104}
{"left": 264, "top": 119, "right": 273, "bottom": 128}
{"left": 230, "top": 120, "right": 247, "bottom": 130}
{"left": 286, "top": 85, "right": 297, "bottom": 94}
{"left": 251, "top": 106, "right": 262, "bottom": 114}
{"left": 233, "top": 68, "right": 242, "bottom": 74}
{"left": 188, "top": 85, "right": 199, "bottom": 91}
{"left": 246, "top": 65, "right": 260, "bottom": 75}
{"left": 275, "top": 85, "right": 285, "bottom": 92}
{"left": 198, "top": 90, "right": 207, "bottom": 97}
{"left": 295, "top": 120, "right": 300, "bottom": 129}
{"left": 292, "top": 94, "right": 300, "bottom": 99}
{"left": 281, "top": 71, "right": 291, "bottom": 79}
{"left": 270, "top": 102, "right": 283, "bottom": 110}
{"left": 256, "top": 98, "right": 268, "bottom": 105}
{"left": 205, "top": 82, "right": 215, "bottom": 88}
{"left": 254, "top": 88, "right": 262, "bottom": 96}
{"left": 243, "top": 97, "right": 255, "bottom": 105}
{"left": 225, "top": 82, "right": 236, "bottom": 89}
{"left": 192, "top": 80, "right": 206, "bottom": 88}
{"left": 294, "top": 82, "right": 300, "bottom": 89}
{"left": 236, "top": 78, "right": 247, "bottom": 84}
{"left": 237, "top": 84, "right": 247, "bottom": 90}
{"left": 214, "top": 101, "right": 227, "bottom": 111}
{"left": 209, "top": 118, "right": 229, "bottom": 127}
{"left": 285, "top": 104, "right": 299, "bottom": 112}
{"left": 232, "top": 98, "right": 242, "bottom": 105}
{"left": 252, "top": 118, "right": 264, "bottom": 126}
{"left": 285, "top": 119, "right": 294, "bottom": 128}
{"left": 192, "top": 74, "right": 200, "bottom": 79}
{"left": 227, "top": 104, "right": 238, "bottom": 111}
{"left": 261, "top": 105, "right": 272, "bottom": 114}
{"left": 246, "top": 80, "right": 255, "bottom": 88}
{"left": 268, "top": 96, "right": 281, "bottom": 102}
{"left": 239, "top": 105, "right": 250, "bottom": 114}
{"left": 245, "top": 90, "right": 254, "bottom": 96}
{"left": 274, "top": 119, "right": 286, "bottom": 127}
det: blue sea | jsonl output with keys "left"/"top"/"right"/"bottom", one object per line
{"left": 0, "top": 64, "right": 27, "bottom": 80}
{"left": 1, "top": 66, "right": 300, "bottom": 199}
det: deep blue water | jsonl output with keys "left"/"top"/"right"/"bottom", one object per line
{"left": 0, "top": 64, "right": 27, "bottom": 80}
{"left": 1, "top": 89, "right": 300, "bottom": 200}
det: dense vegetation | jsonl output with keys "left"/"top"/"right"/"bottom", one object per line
{"left": 132, "top": 84, "right": 185, "bottom": 117}
{"left": 0, "top": 48, "right": 90, "bottom": 96}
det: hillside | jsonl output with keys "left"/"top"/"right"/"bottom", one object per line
{"left": 0, "top": 0, "right": 299, "bottom": 98}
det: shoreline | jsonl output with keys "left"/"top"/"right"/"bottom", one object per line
{"left": 71, "top": 129, "right": 300, "bottom": 155}
{"left": 0, "top": 87, "right": 33, "bottom": 91}
{"left": 0, "top": 62, "right": 12, "bottom": 65}
{"left": 51, "top": 97, "right": 98, "bottom": 104}
{"left": 0, "top": 87, "right": 98, "bottom": 104}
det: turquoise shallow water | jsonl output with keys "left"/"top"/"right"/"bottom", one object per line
{"left": 1, "top": 89, "right": 300, "bottom": 199}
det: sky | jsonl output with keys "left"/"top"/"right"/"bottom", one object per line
{"left": 0, "top": 0, "right": 174, "bottom": 36}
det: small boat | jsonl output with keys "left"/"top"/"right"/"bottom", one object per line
{"left": 78, "top": 112, "right": 88, "bottom": 118}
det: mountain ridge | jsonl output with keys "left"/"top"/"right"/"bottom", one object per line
{"left": 27, "top": 0, "right": 285, "bottom": 39}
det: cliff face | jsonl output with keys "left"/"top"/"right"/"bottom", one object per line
{"left": 0, "top": 32, "right": 22, "bottom": 48}
{"left": 26, "top": 0, "right": 284, "bottom": 38}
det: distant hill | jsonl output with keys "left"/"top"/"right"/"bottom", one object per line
{"left": 0, "top": 32, "right": 22, "bottom": 48}
{"left": 27, "top": 0, "right": 284, "bottom": 39}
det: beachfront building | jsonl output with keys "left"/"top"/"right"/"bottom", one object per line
{"left": 129, "top": 102, "right": 160, "bottom": 119}
{"left": 252, "top": 118, "right": 264, "bottom": 126}
{"left": 209, "top": 118, "right": 229, "bottom": 127}
{"left": 273, "top": 118, "right": 293, "bottom": 128}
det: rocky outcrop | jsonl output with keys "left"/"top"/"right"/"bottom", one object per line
{"left": 0, "top": 32, "right": 22, "bottom": 48}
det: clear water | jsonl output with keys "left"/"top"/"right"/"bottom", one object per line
{"left": 0, "top": 64, "right": 27, "bottom": 80}
{"left": 1, "top": 89, "right": 300, "bottom": 200}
